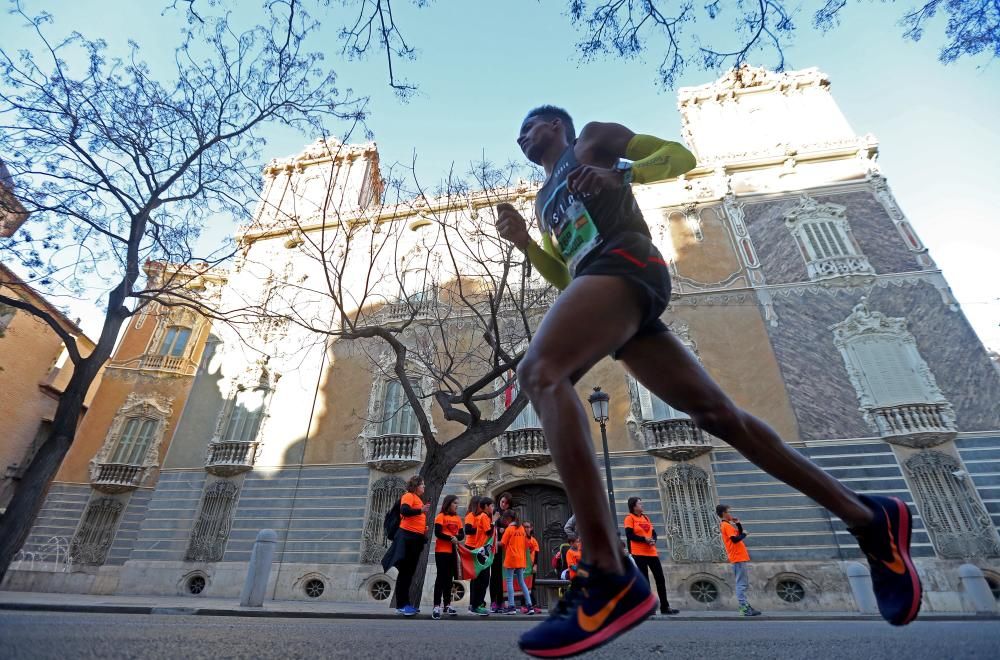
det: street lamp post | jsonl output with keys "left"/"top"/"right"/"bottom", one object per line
{"left": 588, "top": 386, "right": 618, "bottom": 522}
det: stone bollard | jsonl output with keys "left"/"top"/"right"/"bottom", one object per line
{"left": 958, "top": 564, "right": 996, "bottom": 614}
{"left": 846, "top": 562, "right": 879, "bottom": 614}
{"left": 240, "top": 529, "right": 277, "bottom": 607}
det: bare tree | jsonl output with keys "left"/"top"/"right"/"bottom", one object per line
{"left": 0, "top": 0, "right": 373, "bottom": 578}
{"left": 567, "top": 0, "right": 999, "bottom": 89}
{"left": 241, "top": 154, "right": 550, "bottom": 604}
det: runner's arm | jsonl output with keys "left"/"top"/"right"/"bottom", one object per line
{"left": 526, "top": 234, "right": 571, "bottom": 290}
{"left": 577, "top": 122, "right": 697, "bottom": 183}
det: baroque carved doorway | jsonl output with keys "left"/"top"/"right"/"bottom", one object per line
{"left": 506, "top": 483, "right": 570, "bottom": 605}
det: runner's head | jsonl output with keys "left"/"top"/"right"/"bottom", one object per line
{"left": 441, "top": 493, "right": 459, "bottom": 515}
{"left": 518, "top": 105, "right": 574, "bottom": 165}
{"left": 407, "top": 474, "right": 425, "bottom": 496}
{"left": 627, "top": 496, "right": 644, "bottom": 515}
{"left": 466, "top": 494, "right": 481, "bottom": 516}
{"left": 478, "top": 496, "right": 495, "bottom": 516}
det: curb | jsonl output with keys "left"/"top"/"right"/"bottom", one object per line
{"left": 1, "top": 602, "right": 996, "bottom": 622}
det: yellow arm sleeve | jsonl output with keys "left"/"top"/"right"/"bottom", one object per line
{"left": 526, "top": 233, "right": 571, "bottom": 291}
{"left": 625, "top": 134, "right": 697, "bottom": 184}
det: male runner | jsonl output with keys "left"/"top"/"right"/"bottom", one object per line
{"left": 496, "top": 106, "right": 922, "bottom": 657}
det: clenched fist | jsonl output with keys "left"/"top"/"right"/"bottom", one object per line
{"left": 496, "top": 202, "right": 530, "bottom": 251}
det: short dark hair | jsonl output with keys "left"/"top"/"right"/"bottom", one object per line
{"left": 627, "top": 496, "right": 641, "bottom": 513}
{"left": 524, "top": 105, "right": 576, "bottom": 142}
{"left": 502, "top": 509, "right": 517, "bottom": 522}
{"left": 406, "top": 475, "right": 424, "bottom": 492}
{"left": 716, "top": 504, "right": 729, "bottom": 518}
{"left": 478, "top": 496, "right": 494, "bottom": 510}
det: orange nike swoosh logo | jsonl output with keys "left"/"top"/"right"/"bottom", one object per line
{"left": 577, "top": 578, "right": 636, "bottom": 633}
{"left": 880, "top": 509, "right": 907, "bottom": 575}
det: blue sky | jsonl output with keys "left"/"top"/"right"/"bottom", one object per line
{"left": 4, "top": 1, "right": 998, "bottom": 350}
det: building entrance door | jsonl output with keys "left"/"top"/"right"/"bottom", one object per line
{"left": 506, "top": 483, "right": 570, "bottom": 605}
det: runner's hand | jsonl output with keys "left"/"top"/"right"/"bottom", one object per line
{"left": 496, "top": 203, "right": 530, "bottom": 251}
{"left": 566, "top": 165, "right": 621, "bottom": 195}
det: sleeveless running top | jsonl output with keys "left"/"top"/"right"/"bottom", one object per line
{"left": 535, "top": 144, "right": 650, "bottom": 275}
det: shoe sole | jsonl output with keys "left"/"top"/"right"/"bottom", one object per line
{"left": 889, "top": 496, "right": 922, "bottom": 626}
{"left": 519, "top": 591, "right": 657, "bottom": 658}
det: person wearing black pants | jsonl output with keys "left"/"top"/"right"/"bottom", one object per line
{"left": 624, "top": 496, "right": 678, "bottom": 615}
{"left": 392, "top": 475, "right": 430, "bottom": 616}
{"left": 489, "top": 491, "right": 513, "bottom": 611}
{"left": 432, "top": 494, "right": 464, "bottom": 619}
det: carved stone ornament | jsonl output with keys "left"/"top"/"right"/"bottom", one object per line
{"left": 904, "top": 451, "right": 1000, "bottom": 559}
{"left": 89, "top": 393, "right": 173, "bottom": 492}
{"left": 678, "top": 65, "right": 829, "bottom": 106}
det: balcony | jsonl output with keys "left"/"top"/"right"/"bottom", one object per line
{"left": 205, "top": 441, "right": 258, "bottom": 476}
{"left": 377, "top": 296, "right": 439, "bottom": 325}
{"left": 139, "top": 354, "right": 196, "bottom": 375}
{"left": 363, "top": 434, "right": 423, "bottom": 472}
{"left": 868, "top": 402, "right": 957, "bottom": 448}
{"left": 640, "top": 419, "right": 712, "bottom": 460}
{"left": 807, "top": 255, "right": 875, "bottom": 283}
{"left": 498, "top": 286, "right": 558, "bottom": 313}
{"left": 493, "top": 428, "right": 551, "bottom": 468}
{"left": 92, "top": 463, "right": 145, "bottom": 493}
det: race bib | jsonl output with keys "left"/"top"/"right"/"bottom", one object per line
{"left": 552, "top": 198, "right": 602, "bottom": 274}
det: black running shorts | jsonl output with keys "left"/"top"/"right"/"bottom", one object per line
{"left": 574, "top": 232, "right": 671, "bottom": 359}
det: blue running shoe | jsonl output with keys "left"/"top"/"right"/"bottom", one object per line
{"left": 399, "top": 605, "right": 419, "bottom": 617}
{"left": 849, "top": 494, "right": 922, "bottom": 626}
{"left": 518, "top": 560, "right": 656, "bottom": 658}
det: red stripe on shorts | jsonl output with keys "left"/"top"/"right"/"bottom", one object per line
{"left": 610, "top": 248, "right": 646, "bottom": 268}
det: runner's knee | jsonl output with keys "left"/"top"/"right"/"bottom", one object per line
{"left": 517, "top": 357, "right": 567, "bottom": 399}
{"left": 689, "top": 400, "right": 743, "bottom": 437}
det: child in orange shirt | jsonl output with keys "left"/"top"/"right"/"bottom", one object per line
{"left": 499, "top": 510, "right": 535, "bottom": 615}
{"left": 524, "top": 521, "right": 542, "bottom": 614}
{"left": 564, "top": 536, "right": 582, "bottom": 581}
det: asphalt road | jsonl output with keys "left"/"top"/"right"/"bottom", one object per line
{"left": 1, "top": 612, "right": 998, "bottom": 659}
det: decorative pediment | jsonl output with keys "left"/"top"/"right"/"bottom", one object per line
{"left": 831, "top": 299, "right": 908, "bottom": 345}
{"left": 783, "top": 195, "right": 847, "bottom": 226}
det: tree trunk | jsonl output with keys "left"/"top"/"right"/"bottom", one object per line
{"left": 0, "top": 374, "right": 90, "bottom": 580}
{"left": 400, "top": 455, "right": 458, "bottom": 609}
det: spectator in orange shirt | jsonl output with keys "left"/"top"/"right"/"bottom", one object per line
{"left": 717, "top": 504, "right": 761, "bottom": 616}
{"left": 490, "top": 491, "right": 515, "bottom": 612}
{"left": 467, "top": 496, "right": 495, "bottom": 616}
{"left": 394, "top": 475, "right": 429, "bottom": 616}
{"left": 432, "top": 494, "right": 464, "bottom": 619}
{"left": 624, "top": 497, "right": 678, "bottom": 615}
{"left": 500, "top": 510, "right": 535, "bottom": 615}
{"left": 524, "top": 522, "right": 543, "bottom": 614}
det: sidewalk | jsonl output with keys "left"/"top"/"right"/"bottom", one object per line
{"left": 0, "top": 590, "right": 994, "bottom": 621}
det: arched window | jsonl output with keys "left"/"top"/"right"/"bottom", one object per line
{"left": 360, "top": 476, "right": 406, "bottom": 563}
{"left": 784, "top": 195, "right": 873, "bottom": 281}
{"left": 506, "top": 376, "right": 542, "bottom": 430}
{"left": 186, "top": 480, "right": 241, "bottom": 562}
{"left": 222, "top": 388, "right": 267, "bottom": 443}
{"left": 380, "top": 379, "right": 420, "bottom": 436}
{"left": 109, "top": 417, "right": 157, "bottom": 465}
{"left": 904, "top": 451, "right": 1000, "bottom": 559}
{"left": 635, "top": 381, "right": 688, "bottom": 422}
{"left": 660, "top": 463, "right": 726, "bottom": 563}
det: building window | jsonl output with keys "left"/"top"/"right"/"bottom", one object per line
{"left": 635, "top": 381, "right": 688, "bottom": 422}
{"left": 109, "top": 417, "right": 157, "bottom": 465}
{"left": 904, "top": 451, "right": 1000, "bottom": 559}
{"left": 784, "top": 195, "right": 874, "bottom": 281}
{"left": 221, "top": 388, "right": 266, "bottom": 443}
{"left": 0, "top": 303, "right": 15, "bottom": 336}
{"left": 660, "top": 463, "right": 726, "bottom": 563}
{"left": 360, "top": 476, "right": 406, "bottom": 563}
{"left": 70, "top": 497, "right": 125, "bottom": 565}
{"left": 186, "top": 480, "right": 240, "bottom": 562}
{"left": 506, "top": 376, "right": 542, "bottom": 430}
{"left": 380, "top": 379, "right": 420, "bottom": 436}
{"left": 158, "top": 325, "right": 192, "bottom": 358}
{"left": 832, "top": 300, "right": 956, "bottom": 446}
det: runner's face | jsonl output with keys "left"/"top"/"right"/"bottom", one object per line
{"left": 517, "top": 116, "right": 559, "bottom": 164}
